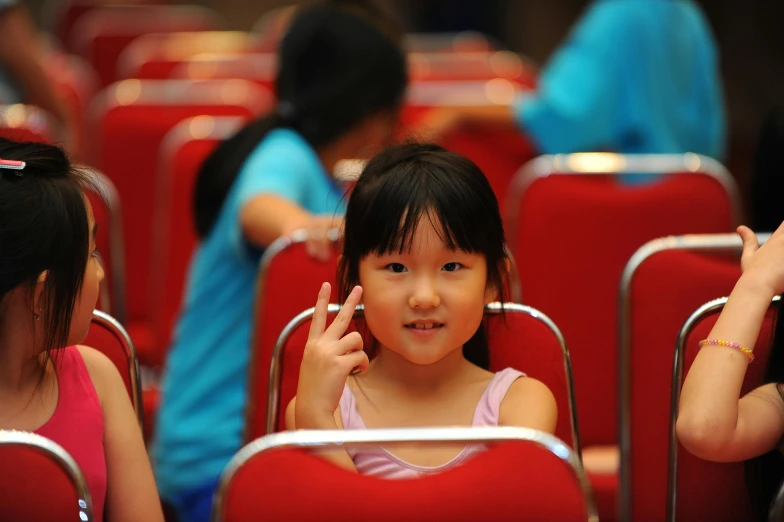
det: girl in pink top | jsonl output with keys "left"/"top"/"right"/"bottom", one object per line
{"left": 287, "top": 143, "right": 558, "bottom": 476}
{"left": 0, "top": 138, "right": 163, "bottom": 521}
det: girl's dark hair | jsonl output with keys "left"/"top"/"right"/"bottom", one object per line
{"left": 193, "top": 0, "right": 408, "bottom": 238}
{"left": 0, "top": 138, "right": 93, "bottom": 359}
{"left": 746, "top": 296, "right": 784, "bottom": 521}
{"left": 338, "top": 143, "right": 511, "bottom": 369}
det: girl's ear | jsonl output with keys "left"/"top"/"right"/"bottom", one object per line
{"left": 33, "top": 271, "right": 48, "bottom": 318}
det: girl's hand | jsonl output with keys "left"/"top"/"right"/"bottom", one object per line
{"left": 294, "top": 283, "right": 368, "bottom": 430}
{"left": 738, "top": 222, "right": 784, "bottom": 297}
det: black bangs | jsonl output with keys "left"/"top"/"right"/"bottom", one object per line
{"left": 347, "top": 146, "right": 501, "bottom": 260}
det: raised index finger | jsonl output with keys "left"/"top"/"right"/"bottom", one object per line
{"left": 308, "top": 282, "right": 331, "bottom": 340}
{"left": 324, "top": 285, "right": 363, "bottom": 341}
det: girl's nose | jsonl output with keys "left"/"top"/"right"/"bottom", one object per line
{"left": 408, "top": 276, "right": 441, "bottom": 309}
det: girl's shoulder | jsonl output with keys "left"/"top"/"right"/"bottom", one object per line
{"left": 497, "top": 371, "right": 557, "bottom": 432}
{"left": 74, "top": 345, "right": 125, "bottom": 409}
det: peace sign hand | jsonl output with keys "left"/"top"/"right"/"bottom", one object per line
{"left": 294, "top": 282, "right": 368, "bottom": 430}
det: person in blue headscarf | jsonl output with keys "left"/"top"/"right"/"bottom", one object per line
{"left": 424, "top": 0, "right": 726, "bottom": 183}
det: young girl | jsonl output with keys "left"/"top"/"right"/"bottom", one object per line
{"left": 677, "top": 222, "right": 784, "bottom": 520}
{"left": 154, "top": 0, "right": 407, "bottom": 517}
{"left": 286, "top": 143, "right": 557, "bottom": 476}
{"left": 0, "top": 138, "right": 163, "bottom": 521}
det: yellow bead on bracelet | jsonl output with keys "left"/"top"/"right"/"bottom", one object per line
{"left": 699, "top": 338, "right": 755, "bottom": 362}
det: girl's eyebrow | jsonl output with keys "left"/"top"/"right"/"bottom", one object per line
{"left": 92, "top": 222, "right": 98, "bottom": 241}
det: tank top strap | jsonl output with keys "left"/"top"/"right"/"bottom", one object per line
{"left": 54, "top": 346, "right": 101, "bottom": 411}
{"left": 472, "top": 368, "right": 526, "bottom": 427}
{"left": 339, "top": 381, "right": 366, "bottom": 430}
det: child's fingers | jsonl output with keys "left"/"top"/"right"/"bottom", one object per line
{"left": 324, "top": 286, "right": 363, "bottom": 340}
{"left": 308, "top": 282, "right": 331, "bottom": 340}
{"left": 331, "top": 331, "right": 363, "bottom": 355}
{"left": 343, "top": 349, "right": 370, "bottom": 374}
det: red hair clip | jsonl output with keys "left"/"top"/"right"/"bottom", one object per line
{"left": 0, "top": 158, "right": 25, "bottom": 175}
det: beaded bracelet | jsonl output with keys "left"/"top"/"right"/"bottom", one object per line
{"left": 699, "top": 339, "right": 755, "bottom": 362}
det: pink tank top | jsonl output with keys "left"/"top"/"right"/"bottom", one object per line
{"left": 36, "top": 346, "right": 106, "bottom": 522}
{"left": 339, "top": 367, "right": 525, "bottom": 479}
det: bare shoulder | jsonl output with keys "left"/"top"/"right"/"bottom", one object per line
{"left": 499, "top": 376, "right": 558, "bottom": 433}
{"left": 75, "top": 345, "right": 124, "bottom": 403}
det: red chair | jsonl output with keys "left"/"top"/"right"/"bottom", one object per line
{"left": 409, "top": 51, "right": 536, "bottom": 87}
{"left": 0, "top": 430, "right": 94, "bottom": 521}
{"left": 668, "top": 297, "right": 778, "bottom": 522}
{"left": 69, "top": 4, "right": 224, "bottom": 87}
{"left": 117, "top": 31, "right": 261, "bottom": 80}
{"left": 89, "top": 79, "right": 272, "bottom": 366}
{"left": 251, "top": 301, "right": 580, "bottom": 456}
{"left": 0, "top": 104, "right": 56, "bottom": 144}
{"left": 506, "top": 153, "right": 739, "bottom": 521}
{"left": 403, "top": 81, "right": 538, "bottom": 210}
{"left": 618, "top": 233, "right": 771, "bottom": 522}
{"left": 214, "top": 427, "right": 597, "bottom": 522}
{"left": 168, "top": 53, "right": 276, "bottom": 90}
{"left": 151, "top": 115, "right": 246, "bottom": 359}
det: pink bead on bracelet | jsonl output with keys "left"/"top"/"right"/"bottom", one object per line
{"left": 698, "top": 339, "right": 755, "bottom": 362}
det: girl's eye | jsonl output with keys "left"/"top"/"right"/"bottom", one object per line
{"left": 385, "top": 263, "right": 407, "bottom": 273}
{"left": 443, "top": 262, "right": 463, "bottom": 272}
{"left": 91, "top": 249, "right": 101, "bottom": 260}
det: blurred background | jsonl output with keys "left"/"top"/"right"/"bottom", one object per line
{"left": 22, "top": 0, "right": 782, "bottom": 195}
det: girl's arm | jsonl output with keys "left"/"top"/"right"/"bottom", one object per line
{"left": 499, "top": 377, "right": 557, "bottom": 434}
{"left": 240, "top": 194, "right": 343, "bottom": 261}
{"left": 285, "top": 397, "right": 357, "bottom": 472}
{"left": 77, "top": 346, "right": 164, "bottom": 522}
{"left": 677, "top": 225, "right": 784, "bottom": 462}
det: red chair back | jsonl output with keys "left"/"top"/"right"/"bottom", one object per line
{"left": 245, "top": 235, "right": 341, "bottom": 440}
{"left": 89, "top": 79, "right": 272, "bottom": 366}
{"left": 118, "top": 31, "right": 260, "bottom": 80}
{"left": 507, "top": 154, "right": 739, "bottom": 448}
{"left": 669, "top": 298, "right": 777, "bottom": 522}
{"left": 70, "top": 5, "right": 223, "bottom": 87}
{"left": 83, "top": 310, "right": 143, "bottom": 428}
{"left": 169, "top": 53, "right": 276, "bottom": 90}
{"left": 249, "top": 302, "right": 580, "bottom": 456}
{"left": 0, "top": 430, "right": 94, "bottom": 521}
{"left": 216, "top": 428, "right": 596, "bottom": 522}
{"left": 402, "top": 81, "right": 537, "bottom": 210}
{"left": 620, "top": 234, "right": 768, "bottom": 522}
{"left": 150, "top": 115, "right": 246, "bottom": 358}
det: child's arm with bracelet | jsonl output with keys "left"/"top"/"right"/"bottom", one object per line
{"left": 286, "top": 282, "right": 369, "bottom": 472}
{"left": 677, "top": 223, "right": 784, "bottom": 463}
{"left": 77, "top": 347, "right": 164, "bottom": 522}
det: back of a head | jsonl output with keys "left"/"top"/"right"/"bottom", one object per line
{"left": 193, "top": 0, "right": 407, "bottom": 238}
{"left": 0, "top": 138, "right": 92, "bottom": 354}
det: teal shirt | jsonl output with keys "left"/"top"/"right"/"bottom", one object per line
{"left": 515, "top": 0, "right": 724, "bottom": 181}
{"left": 153, "top": 128, "right": 346, "bottom": 496}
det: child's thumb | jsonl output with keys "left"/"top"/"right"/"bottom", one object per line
{"left": 737, "top": 226, "right": 759, "bottom": 264}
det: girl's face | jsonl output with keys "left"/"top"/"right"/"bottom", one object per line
{"left": 358, "top": 217, "right": 494, "bottom": 365}
{"left": 66, "top": 198, "right": 104, "bottom": 345}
